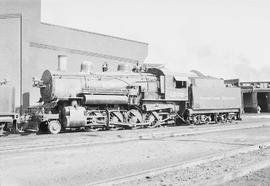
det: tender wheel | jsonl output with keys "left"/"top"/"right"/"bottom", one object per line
{"left": 48, "top": 120, "right": 62, "bottom": 134}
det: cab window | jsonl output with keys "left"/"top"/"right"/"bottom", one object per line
{"left": 175, "top": 81, "right": 187, "bottom": 88}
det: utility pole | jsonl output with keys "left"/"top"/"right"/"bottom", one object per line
{"left": 19, "top": 14, "right": 23, "bottom": 115}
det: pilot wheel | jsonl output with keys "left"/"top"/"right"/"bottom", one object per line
{"left": 48, "top": 120, "right": 62, "bottom": 134}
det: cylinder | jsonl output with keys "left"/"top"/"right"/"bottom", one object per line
{"left": 81, "top": 61, "right": 93, "bottom": 73}
{"left": 83, "top": 95, "right": 128, "bottom": 105}
{"left": 57, "top": 55, "right": 68, "bottom": 71}
{"left": 61, "top": 106, "right": 86, "bottom": 128}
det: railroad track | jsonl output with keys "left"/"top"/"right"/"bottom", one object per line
{"left": 88, "top": 142, "right": 270, "bottom": 186}
{"left": 0, "top": 121, "right": 236, "bottom": 140}
{"left": 1, "top": 115, "right": 268, "bottom": 141}
{"left": 0, "top": 121, "right": 269, "bottom": 154}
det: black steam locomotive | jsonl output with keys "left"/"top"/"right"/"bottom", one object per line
{"left": 31, "top": 59, "right": 241, "bottom": 134}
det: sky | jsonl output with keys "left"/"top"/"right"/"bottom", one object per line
{"left": 41, "top": 0, "right": 270, "bottom": 81}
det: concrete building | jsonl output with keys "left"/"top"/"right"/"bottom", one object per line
{"left": 225, "top": 79, "right": 270, "bottom": 113}
{"left": 0, "top": 0, "right": 148, "bottom": 111}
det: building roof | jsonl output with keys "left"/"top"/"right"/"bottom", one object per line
{"left": 41, "top": 22, "right": 149, "bottom": 46}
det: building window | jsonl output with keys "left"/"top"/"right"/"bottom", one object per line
{"left": 176, "top": 81, "right": 187, "bottom": 88}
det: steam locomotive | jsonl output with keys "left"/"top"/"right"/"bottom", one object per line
{"left": 31, "top": 57, "right": 241, "bottom": 134}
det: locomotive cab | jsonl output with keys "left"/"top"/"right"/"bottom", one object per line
{"left": 145, "top": 67, "right": 189, "bottom": 101}
{"left": 142, "top": 67, "right": 189, "bottom": 123}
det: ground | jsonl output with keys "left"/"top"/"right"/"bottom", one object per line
{"left": 1, "top": 114, "right": 270, "bottom": 186}
{"left": 219, "top": 167, "right": 270, "bottom": 186}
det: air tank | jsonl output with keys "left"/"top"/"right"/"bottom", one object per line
{"left": 82, "top": 95, "right": 128, "bottom": 105}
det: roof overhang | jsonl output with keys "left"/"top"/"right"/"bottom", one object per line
{"left": 174, "top": 76, "right": 188, "bottom": 81}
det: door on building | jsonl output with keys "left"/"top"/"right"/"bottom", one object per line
{"left": 0, "top": 15, "right": 20, "bottom": 111}
{"left": 243, "top": 92, "right": 253, "bottom": 112}
{"left": 257, "top": 92, "right": 268, "bottom": 112}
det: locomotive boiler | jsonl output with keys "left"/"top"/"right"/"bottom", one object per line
{"left": 32, "top": 56, "right": 241, "bottom": 134}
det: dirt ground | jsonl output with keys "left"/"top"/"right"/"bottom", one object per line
{"left": 116, "top": 147, "right": 270, "bottom": 186}
{"left": 1, "top": 118, "right": 270, "bottom": 186}
{"left": 218, "top": 166, "right": 270, "bottom": 186}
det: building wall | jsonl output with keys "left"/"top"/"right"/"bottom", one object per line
{"left": 0, "top": 17, "right": 20, "bottom": 110}
{"left": 268, "top": 93, "right": 270, "bottom": 111}
{"left": 0, "top": 0, "right": 148, "bottom": 110}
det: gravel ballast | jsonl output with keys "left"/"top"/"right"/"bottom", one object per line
{"left": 218, "top": 166, "right": 270, "bottom": 186}
{"left": 116, "top": 146, "right": 270, "bottom": 186}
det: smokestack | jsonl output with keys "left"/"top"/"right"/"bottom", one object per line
{"left": 80, "top": 61, "right": 93, "bottom": 73}
{"left": 57, "top": 55, "right": 68, "bottom": 71}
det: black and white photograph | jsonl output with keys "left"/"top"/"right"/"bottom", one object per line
{"left": 1, "top": 0, "right": 270, "bottom": 185}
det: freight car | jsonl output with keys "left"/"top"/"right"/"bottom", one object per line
{"left": 0, "top": 79, "right": 20, "bottom": 135}
{"left": 30, "top": 56, "right": 241, "bottom": 134}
